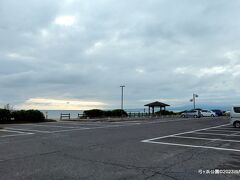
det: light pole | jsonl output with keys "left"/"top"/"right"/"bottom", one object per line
{"left": 120, "top": 85, "right": 125, "bottom": 116}
{"left": 190, "top": 93, "right": 199, "bottom": 109}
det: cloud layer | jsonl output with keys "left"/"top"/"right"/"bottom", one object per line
{"left": 1, "top": 0, "right": 240, "bottom": 110}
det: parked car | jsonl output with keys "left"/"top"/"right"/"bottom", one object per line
{"left": 181, "top": 110, "right": 201, "bottom": 118}
{"left": 230, "top": 106, "right": 240, "bottom": 128}
{"left": 200, "top": 110, "right": 216, "bottom": 117}
{"left": 211, "top": 109, "right": 224, "bottom": 116}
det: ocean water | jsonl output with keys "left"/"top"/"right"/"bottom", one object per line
{"left": 40, "top": 110, "right": 83, "bottom": 119}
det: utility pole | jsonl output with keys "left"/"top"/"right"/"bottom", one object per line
{"left": 190, "top": 93, "right": 199, "bottom": 109}
{"left": 120, "top": 85, "right": 125, "bottom": 117}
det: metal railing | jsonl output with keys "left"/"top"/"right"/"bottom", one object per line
{"left": 60, "top": 113, "right": 70, "bottom": 120}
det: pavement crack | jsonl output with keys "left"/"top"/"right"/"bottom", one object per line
{"left": 0, "top": 150, "right": 60, "bottom": 163}
{"left": 63, "top": 153, "right": 179, "bottom": 179}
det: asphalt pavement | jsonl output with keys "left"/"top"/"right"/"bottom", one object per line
{"left": 0, "top": 117, "right": 239, "bottom": 180}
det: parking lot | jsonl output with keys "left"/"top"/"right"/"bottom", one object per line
{"left": 0, "top": 117, "right": 239, "bottom": 179}
{"left": 142, "top": 123, "right": 240, "bottom": 152}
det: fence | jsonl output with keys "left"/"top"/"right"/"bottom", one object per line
{"left": 127, "top": 112, "right": 149, "bottom": 118}
{"left": 59, "top": 112, "right": 179, "bottom": 120}
{"left": 127, "top": 112, "right": 180, "bottom": 118}
{"left": 60, "top": 113, "right": 70, "bottom": 120}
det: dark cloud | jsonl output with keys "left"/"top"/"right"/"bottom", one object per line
{"left": 0, "top": 0, "right": 240, "bottom": 109}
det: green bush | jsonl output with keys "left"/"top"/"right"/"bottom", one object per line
{"left": 104, "top": 110, "right": 112, "bottom": 117}
{"left": 0, "top": 109, "right": 11, "bottom": 122}
{"left": 12, "top": 110, "right": 45, "bottom": 122}
{"left": 83, "top": 109, "right": 105, "bottom": 118}
{"left": 83, "top": 109, "right": 128, "bottom": 118}
{"left": 110, "top": 109, "right": 128, "bottom": 117}
{"left": 155, "top": 110, "right": 176, "bottom": 115}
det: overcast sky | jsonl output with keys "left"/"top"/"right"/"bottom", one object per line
{"left": 1, "top": 0, "right": 240, "bottom": 110}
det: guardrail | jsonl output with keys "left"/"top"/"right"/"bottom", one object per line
{"left": 59, "top": 112, "right": 180, "bottom": 120}
{"left": 60, "top": 113, "right": 70, "bottom": 120}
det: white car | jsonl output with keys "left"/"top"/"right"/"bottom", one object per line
{"left": 230, "top": 106, "right": 240, "bottom": 128}
{"left": 181, "top": 110, "right": 201, "bottom": 118}
{"left": 200, "top": 110, "right": 216, "bottom": 117}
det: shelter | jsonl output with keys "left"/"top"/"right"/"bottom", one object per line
{"left": 144, "top": 101, "right": 170, "bottom": 114}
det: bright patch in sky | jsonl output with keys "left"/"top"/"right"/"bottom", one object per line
{"left": 17, "top": 98, "right": 107, "bottom": 110}
{"left": 54, "top": 15, "right": 76, "bottom": 26}
{"left": 6, "top": 53, "right": 35, "bottom": 61}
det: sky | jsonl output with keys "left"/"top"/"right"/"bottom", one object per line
{"left": 1, "top": 0, "right": 240, "bottom": 110}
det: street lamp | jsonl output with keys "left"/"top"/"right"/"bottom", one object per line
{"left": 120, "top": 85, "right": 125, "bottom": 115}
{"left": 190, "top": 93, "right": 199, "bottom": 109}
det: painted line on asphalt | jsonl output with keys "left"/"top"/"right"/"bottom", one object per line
{"left": 142, "top": 123, "right": 230, "bottom": 142}
{"left": 6, "top": 128, "right": 51, "bottom": 133}
{"left": 4, "top": 124, "right": 135, "bottom": 134}
{"left": 172, "top": 135, "right": 240, "bottom": 143}
{"left": 0, "top": 129, "right": 28, "bottom": 134}
{"left": 143, "top": 140, "right": 240, "bottom": 152}
{"left": 194, "top": 132, "right": 240, "bottom": 137}
{"left": 2, "top": 118, "right": 230, "bottom": 135}
{"left": 49, "top": 124, "right": 134, "bottom": 133}
{"left": 205, "top": 129, "right": 240, "bottom": 133}
{"left": 20, "top": 124, "right": 79, "bottom": 129}
{"left": 214, "top": 128, "right": 238, "bottom": 130}
{"left": 140, "top": 123, "right": 240, "bottom": 152}
{"left": 0, "top": 129, "right": 34, "bottom": 138}
{"left": 50, "top": 117, "right": 217, "bottom": 127}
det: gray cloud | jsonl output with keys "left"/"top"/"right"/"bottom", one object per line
{"left": 0, "top": 0, "right": 240, "bottom": 109}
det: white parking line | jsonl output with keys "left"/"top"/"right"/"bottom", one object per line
{"left": 3, "top": 124, "right": 135, "bottom": 134}
{"left": 141, "top": 123, "right": 240, "bottom": 152}
{"left": 145, "top": 140, "right": 240, "bottom": 152}
{"left": 194, "top": 132, "right": 240, "bottom": 136}
{"left": 50, "top": 117, "right": 212, "bottom": 127}
{"left": 172, "top": 135, "right": 240, "bottom": 143}
{"left": 142, "top": 123, "right": 230, "bottom": 142}
{"left": 0, "top": 129, "right": 34, "bottom": 138}
{"left": 50, "top": 124, "right": 133, "bottom": 133}
{"left": 6, "top": 128, "right": 51, "bottom": 133}
{"left": 0, "top": 129, "right": 27, "bottom": 134}
{"left": 206, "top": 129, "right": 240, "bottom": 133}
{"left": 20, "top": 124, "right": 79, "bottom": 129}
{"left": 215, "top": 128, "right": 238, "bottom": 130}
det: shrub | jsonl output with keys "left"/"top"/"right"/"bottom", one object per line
{"left": 12, "top": 110, "right": 45, "bottom": 122}
{"left": 110, "top": 109, "right": 128, "bottom": 117}
{"left": 83, "top": 109, "right": 128, "bottom": 118}
{"left": 155, "top": 110, "right": 176, "bottom": 115}
{"left": 104, "top": 110, "right": 112, "bottom": 117}
{"left": 0, "top": 109, "right": 11, "bottom": 122}
{"left": 83, "top": 109, "right": 105, "bottom": 118}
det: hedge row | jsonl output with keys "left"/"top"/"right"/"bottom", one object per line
{"left": 155, "top": 110, "right": 176, "bottom": 115}
{"left": 83, "top": 109, "right": 128, "bottom": 118}
{"left": 0, "top": 109, "right": 45, "bottom": 123}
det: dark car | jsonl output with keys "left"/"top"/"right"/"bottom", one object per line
{"left": 211, "top": 109, "right": 224, "bottom": 116}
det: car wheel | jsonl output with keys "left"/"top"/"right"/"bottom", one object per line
{"left": 211, "top": 114, "right": 214, "bottom": 117}
{"left": 234, "top": 121, "right": 240, "bottom": 128}
{"left": 194, "top": 115, "right": 198, "bottom": 118}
